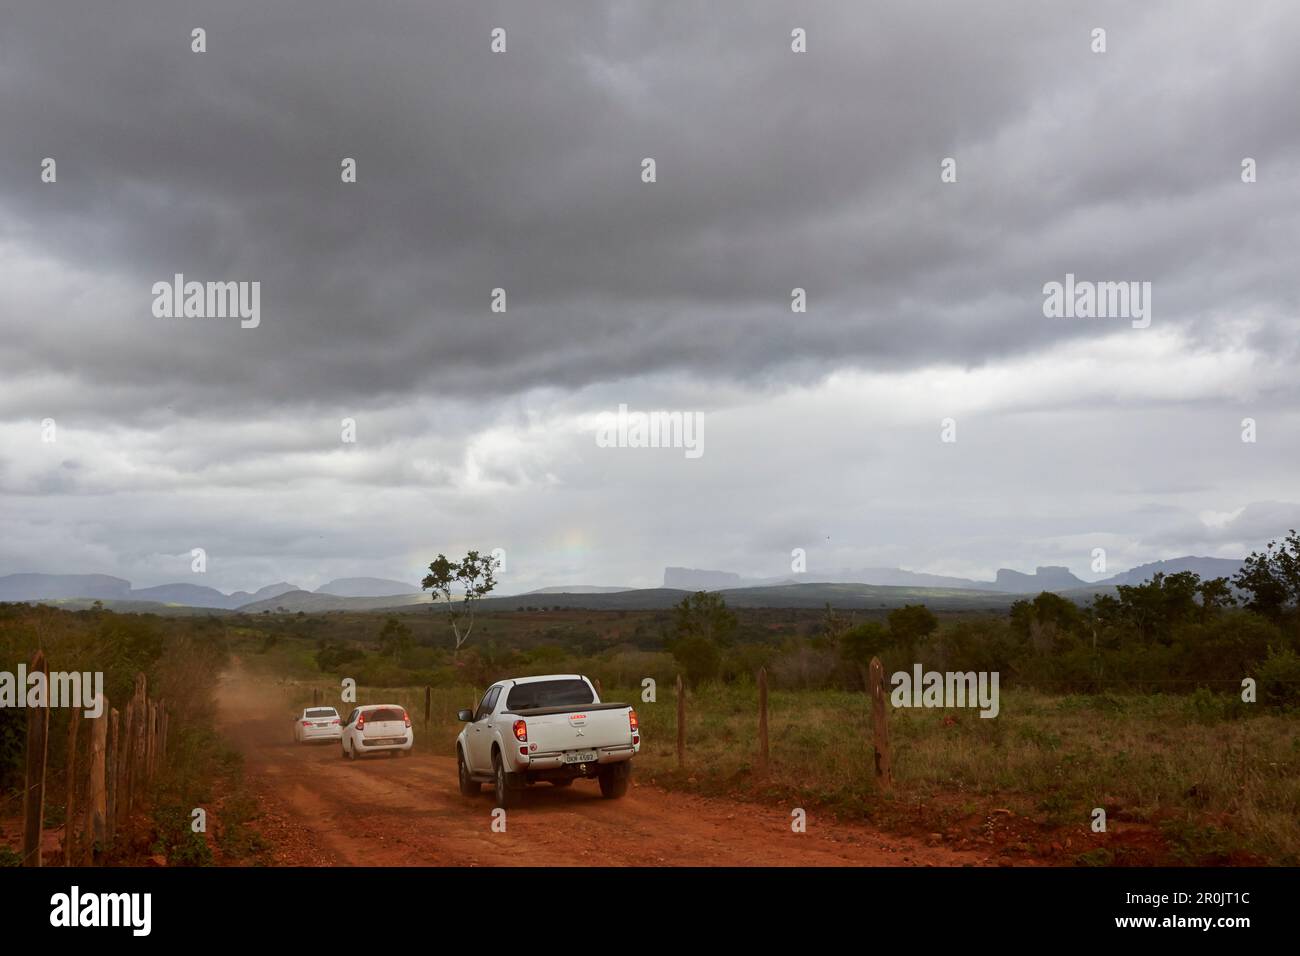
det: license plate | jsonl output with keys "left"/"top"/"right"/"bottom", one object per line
{"left": 563, "top": 751, "right": 597, "bottom": 764}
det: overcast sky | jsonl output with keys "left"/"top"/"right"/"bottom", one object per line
{"left": 2, "top": 0, "right": 1298, "bottom": 594}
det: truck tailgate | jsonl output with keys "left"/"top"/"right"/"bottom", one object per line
{"left": 517, "top": 706, "right": 632, "bottom": 754}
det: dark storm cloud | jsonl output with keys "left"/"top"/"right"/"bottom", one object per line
{"left": 2, "top": 1, "right": 1299, "bottom": 590}
{"left": 3, "top": 0, "right": 1298, "bottom": 421}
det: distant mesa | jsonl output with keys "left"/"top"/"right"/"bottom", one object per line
{"left": 663, "top": 556, "right": 1244, "bottom": 595}
{"left": 236, "top": 589, "right": 432, "bottom": 613}
{"left": 524, "top": 585, "right": 634, "bottom": 595}
{"left": 991, "top": 566, "right": 1084, "bottom": 592}
{"left": 314, "top": 577, "right": 421, "bottom": 598}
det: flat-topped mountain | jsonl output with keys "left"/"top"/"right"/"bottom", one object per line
{"left": 314, "top": 577, "right": 421, "bottom": 597}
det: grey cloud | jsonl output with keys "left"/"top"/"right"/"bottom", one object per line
{"left": 2, "top": 1, "right": 1298, "bottom": 589}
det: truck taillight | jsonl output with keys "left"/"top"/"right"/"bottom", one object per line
{"left": 513, "top": 719, "right": 528, "bottom": 742}
{"left": 403, "top": 710, "right": 411, "bottom": 728}
{"left": 629, "top": 709, "right": 639, "bottom": 733}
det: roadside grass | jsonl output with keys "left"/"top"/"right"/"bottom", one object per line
{"left": 144, "top": 725, "right": 269, "bottom": 866}
{"left": 621, "top": 683, "right": 1300, "bottom": 864}
{"left": 244, "top": 658, "right": 1300, "bottom": 865}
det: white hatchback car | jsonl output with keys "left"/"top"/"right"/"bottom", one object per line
{"left": 340, "top": 704, "right": 414, "bottom": 759}
{"left": 294, "top": 706, "right": 342, "bottom": 743}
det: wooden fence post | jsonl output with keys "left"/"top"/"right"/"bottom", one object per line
{"left": 594, "top": 677, "right": 603, "bottom": 700}
{"left": 152, "top": 701, "right": 162, "bottom": 779}
{"left": 129, "top": 674, "right": 147, "bottom": 810}
{"left": 63, "top": 706, "right": 82, "bottom": 865}
{"left": 149, "top": 702, "right": 157, "bottom": 780}
{"left": 21, "top": 650, "right": 50, "bottom": 867}
{"left": 106, "top": 707, "right": 120, "bottom": 846}
{"left": 118, "top": 697, "right": 134, "bottom": 826}
{"left": 675, "top": 674, "right": 686, "bottom": 768}
{"left": 146, "top": 700, "right": 158, "bottom": 782}
{"left": 158, "top": 703, "right": 167, "bottom": 773}
{"left": 424, "top": 686, "right": 431, "bottom": 728}
{"left": 85, "top": 695, "right": 107, "bottom": 864}
{"left": 757, "top": 667, "right": 770, "bottom": 772}
{"left": 868, "top": 657, "right": 893, "bottom": 791}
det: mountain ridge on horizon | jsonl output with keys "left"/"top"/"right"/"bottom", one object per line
{"left": 0, "top": 574, "right": 421, "bottom": 609}
{"left": 0, "top": 555, "right": 1246, "bottom": 611}
{"left": 663, "top": 555, "right": 1246, "bottom": 594}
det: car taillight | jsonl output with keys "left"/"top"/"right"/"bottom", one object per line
{"left": 629, "top": 709, "right": 639, "bottom": 733}
{"left": 403, "top": 710, "right": 411, "bottom": 728}
{"left": 332, "top": 719, "right": 340, "bottom": 725}
{"left": 301, "top": 720, "right": 312, "bottom": 726}
{"left": 513, "top": 719, "right": 528, "bottom": 742}
{"left": 356, "top": 715, "right": 365, "bottom": 731}
{"left": 519, "top": 746, "right": 528, "bottom": 757}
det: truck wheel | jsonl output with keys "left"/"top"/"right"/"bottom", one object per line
{"left": 598, "top": 763, "right": 631, "bottom": 799}
{"left": 458, "top": 749, "right": 481, "bottom": 796}
{"left": 493, "top": 752, "right": 521, "bottom": 809}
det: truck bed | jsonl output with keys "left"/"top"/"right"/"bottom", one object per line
{"left": 504, "top": 702, "right": 631, "bottom": 718}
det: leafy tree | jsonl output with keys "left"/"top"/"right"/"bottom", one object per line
{"left": 1173, "top": 612, "right": 1280, "bottom": 681}
{"left": 1257, "top": 645, "right": 1300, "bottom": 709}
{"left": 315, "top": 639, "right": 364, "bottom": 672}
{"left": 1112, "top": 572, "right": 1200, "bottom": 644}
{"left": 838, "top": 621, "right": 890, "bottom": 669}
{"left": 886, "top": 604, "right": 938, "bottom": 651}
{"left": 935, "top": 617, "right": 1021, "bottom": 674}
{"left": 669, "top": 634, "right": 722, "bottom": 686}
{"left": 1196, "top": 576, "right": 1237, "bottom": 622}
{"left": 1234, "top": 530, "right": 1300, "bottom": 622}
{"left": 378, "top": 615, "right": 413, "bottom": 665}
{"left": 667, "top": 592, "right": 736, "bottom": 686}
{"left": 817, "top": 602, "right": 852, "bottom": 648}
{"left": 672, "top": 591, "right": 737, "bottom": 646}
{"left": 421, "top": 550, "right": 499, "bottom": 652}
{"left": 1010, "top": 592, "right": 1083, "bottom": 651}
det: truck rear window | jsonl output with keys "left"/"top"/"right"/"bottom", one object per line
{"left": 505, "top": 679, "right": 594, "bottom": 711}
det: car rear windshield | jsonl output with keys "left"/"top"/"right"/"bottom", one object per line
{"left": 505, "top": 679, "right": 594, "bottom": 711}
{"left": 365, "top": 708, "right": 405, "bottom": 722}
{"left": 305, "top": 708, "right": 337, "bottom": 718}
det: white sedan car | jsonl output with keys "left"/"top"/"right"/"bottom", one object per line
{"left": 340, "top": 704, "right": 414, "bottom": 759}
{"left": 294, "top": 706, "right": 342, "bottom": 743}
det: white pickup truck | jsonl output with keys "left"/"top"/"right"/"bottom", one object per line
{"left": 455, "top": 674, "right": 639, "bottom": 808}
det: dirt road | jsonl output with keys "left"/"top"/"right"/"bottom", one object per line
{"left": 217, "top": 670, "right": 990, "bottom": 867}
